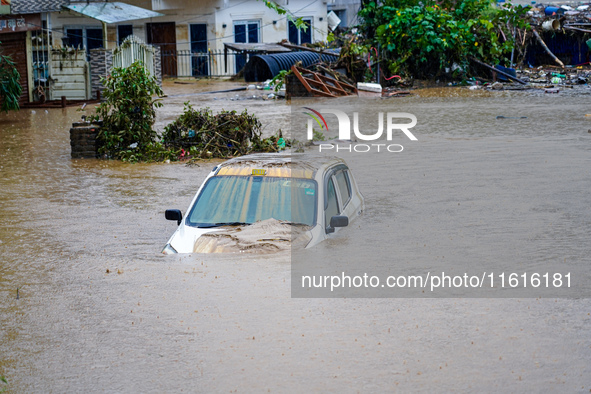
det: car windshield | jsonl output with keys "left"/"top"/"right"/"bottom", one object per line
{"left": 186, "top": 175, "right": 317, "bottom": 227}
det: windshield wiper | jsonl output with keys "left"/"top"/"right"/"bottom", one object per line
{"left": 285, "top": 222, "right": 312, "bottom": 226}
{"left": 197, "top": 222, "right": 249, "bottom": 228}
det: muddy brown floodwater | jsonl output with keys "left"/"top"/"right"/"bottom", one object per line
{"left": 1, "top": 81, "right": 590, "bottom": 392}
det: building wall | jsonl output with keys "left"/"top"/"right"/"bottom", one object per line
{"left": 328, "top": 0, "right": 361, "bottom": 28}
{"left": 214, "top": 0, "right": 328, "bottom": 51}
{"left": 0, "top": 31, "right": 29, "bottom": 105}
{"left": 49, "top": 0, "right": 328, "bottom": 53}
{"left": 89, "top": 48, "right": 113, "bottom": 99}
{"left": 1, "top": 13, "right": 44, "bottom": 104}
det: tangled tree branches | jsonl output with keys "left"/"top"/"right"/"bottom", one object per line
{"left": 162, "top": 102, "right": 281, "bottom": 159}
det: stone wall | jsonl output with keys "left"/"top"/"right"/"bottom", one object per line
{"left": 89, "top": 49, "right": 113, "bottom": 100}
{"left": 70, "top": 121, "right": 100, "bottom": 159}
{"left": 154, "top": 47, "right": 162, "bottom": 88}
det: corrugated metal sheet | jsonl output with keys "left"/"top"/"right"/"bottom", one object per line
{"left": 0, "top": 32, "right": 29, "bottom": 106}
{"left": 10, "top": 0, "right": 68, "bottom": 14}
{"left": 66, "top": 2, "right": 164, "bottom": 24}
{"left": 243, "top": 51, "right": 339, "bottom": 82}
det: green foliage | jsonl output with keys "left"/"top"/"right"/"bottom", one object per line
{"left": 259, "top": 0, "right": 307, "bottom": 30}
{"left": 0, "top": 42, "right": 23, "bottom": 112}
{"left": 93, "top": 61, "right": 165, "bottom": 162}
{"left": 162, "top": 102, "right": 280, "bottom": 158}
{"left": 117, "top": 141, "right": 180, "bottom": 163}
{"left": 0, "top": 375, "right": 7, "bottom": 393}
{"left": 270, "top": 69, "right": 291, "bottom": 91}
{"left": 312, "top": 129, "right": 326, "bottom": 141}
{"left": 359, "top": 0, "right": 531, "bottom": 79}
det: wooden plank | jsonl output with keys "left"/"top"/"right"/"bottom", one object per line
{"left": 50, "top": 91, "right": 87, "bottom": 100}
{"left": 293, "top": 66, "right": 335, "bottom": 97}
{"left": 50, "top": 64, "right": 87, "bottom": 70}
{"left": 318, "top": 74, "right": 357, "bottom": 94}
{"left": 51, "top": 87, "right": 86, "bottom": 94}
{"left": 468, "top": 57, "right": 527, "bottom": 84}
{"left": 50, "top": 75, "right": 87, "bottom": 84}
{"left": 291, "top": 65, "right": 358, "bottom": 97}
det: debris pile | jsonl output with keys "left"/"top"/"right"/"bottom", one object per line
{"left": 471, "top": 66, "right": 591, "bottom": 92}
{"left": 528, "top": 3, "right": 591, "bottom": 24}
{"left": 162, "top": 102, "right": 283, "bottom": 158}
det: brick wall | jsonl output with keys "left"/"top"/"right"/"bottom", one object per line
{"left": 70, "top": 121, "right": 100, "bottom": 159}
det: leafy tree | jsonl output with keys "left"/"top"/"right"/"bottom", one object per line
{"left": 259, "top": 0, "right": 308, "bottom": 30}
{"left": 359, "top": 0, "right": 530, "bottom": 79}
{"left": 0, "top": 42, "right": 22, "bottom": 112}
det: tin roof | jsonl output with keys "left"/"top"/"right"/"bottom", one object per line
{"left": 224, "top": 42, "right": 292, "bottom": 53}
{"left": 10, "top": 0, "right": 68, "bottom": 14}
{"left": 66, "top": 2, "right": 163, "bottom": 24}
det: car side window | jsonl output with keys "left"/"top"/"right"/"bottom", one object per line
{"left": 325, "top": 178, "right": 339, "bottom": 228}
{"left": 335, "top": 170, "right": 351, "bottom": 207}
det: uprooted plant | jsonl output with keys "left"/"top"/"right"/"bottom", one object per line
{"left": 162, "top": 102, "right": 284, "bottom": 159}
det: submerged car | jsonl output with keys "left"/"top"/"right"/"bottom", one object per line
{"left": 162, "top": 153, "right": 364, "bottom": 254}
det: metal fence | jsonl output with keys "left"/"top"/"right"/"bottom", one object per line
{"left": 160, "top": 49, "right": 256, "bottom": 78}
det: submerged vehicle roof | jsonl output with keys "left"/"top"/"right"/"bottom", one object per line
{"left": 215, "top": 153, "right": 346, "bottom": 179}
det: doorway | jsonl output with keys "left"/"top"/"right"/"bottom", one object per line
{"left": 147, "top": 22, "right": 177, "bottom": 77}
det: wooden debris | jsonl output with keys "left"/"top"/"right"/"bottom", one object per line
{"left": 469, "top": 57, "right": 528, "bottom": 84}
{"left": 382, "top": 90, "right": 411, "bottom": 98}
{"left": 532, "top": 29, "right": 565, "bottom": 69}
{"left": 290, "top": 65, "right": 358, "bottom": 98}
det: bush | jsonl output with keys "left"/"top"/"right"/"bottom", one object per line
{"left": 359, "top": 0, "right": 530, "bottom": 79}
{"left": 94, "top": 61, "right": 166, "bottom": 161}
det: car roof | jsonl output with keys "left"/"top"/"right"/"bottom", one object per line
{"left": 215, "top": 153, "right": 346, "bottom": 179}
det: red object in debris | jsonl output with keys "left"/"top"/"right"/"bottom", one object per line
{"left": 384, "top": 75, "right": 402, "bottom": 81}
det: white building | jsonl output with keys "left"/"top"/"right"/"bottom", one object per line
{"left": 327, "top": 0, "right": 361, "bottom": 29}
{"left": 48, "top": 0, "right": 329, "bottom": 76}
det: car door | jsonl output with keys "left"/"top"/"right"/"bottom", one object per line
{"left": 324, "top": 165, "right": 354, "bottom": 233}
{"left": 324, "top": 175, "right": 340, "bottom": 232}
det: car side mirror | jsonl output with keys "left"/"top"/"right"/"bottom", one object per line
{"left": 165, "top": 209, "right": 183, "bottom": 225}
{"left": 326, "top": 215, "right": 348, "bottom": 234}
